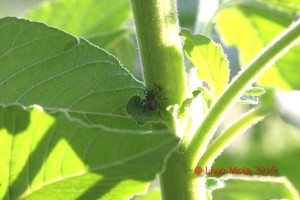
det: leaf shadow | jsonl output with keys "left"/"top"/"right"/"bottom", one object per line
{"left": 4, "top": 109, "right": 173, "bottom": 199}
{"left": 0, "top": 106, "right": 31, "bottom": 135}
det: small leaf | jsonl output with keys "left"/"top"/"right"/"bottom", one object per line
{"left": 275, "top": 90, "right": 300, "bottom": 129}
{"left": 212, "top": 175, "right": 300, "bottom": 200}
{"left": 0, "top": 105, "right": 179, "bottom": 199}
{"left": 202, "top": 88, "right": 213, "bottom": 108}
{"left": 178, "top": 88, "right": 203, "bottom": 117}
{"left": 237, "top": 87, "right": 266, "bottom": 104}
{"left": 180, "top": 29, "right": 229, "bottom": 98}
{"left": 244, "top": 87, "right": 266, "bottom": 97}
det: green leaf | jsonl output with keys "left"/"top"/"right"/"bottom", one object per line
{"left": 125, "top": 95, "right": 174, "bottom": 128}
{"left": 215, "top": 2, "right": 300, "bottom": 89}
{"left": 244, "top": 87, "right": 266, "bottom": 97}
{"left": 237, "top": 87, "right": 266, "bottom": 104}
{"left": 0, "top": 105, "right": 179, "bottom": 200}
{"left": 69, "top": 29, "right": 138, "bottom": 76}
{"left": 87, "top": 29, "right": 132, "bottom": 50}
{"left": 212, "top": 175, "right": 300, "bottom": 200}
{"left": 25, "top": 0, "right": 131, "bottom": 36}
{"left": 25, "top": 0, "right": 134, "bottom": 73}
{"left": 257, "top": 0, "right": 300, "bottom": 13}
{"left": 178, "top": 87, "right": 203, "bottom": 117}
{"left": 0, "top": 17, "right": 142, "bottom": 128}
{"left": 180, "top": 29, "right": 229, "bottom": 98}
{"left": 275, "top": 90, "right": 300, "bottom": 129}
{"left": 106, "top": 35, "right": 137, "bottom": 76}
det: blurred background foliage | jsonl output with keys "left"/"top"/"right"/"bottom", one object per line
{"left": 1, "top": 0, "right": 299, "bottom": 193}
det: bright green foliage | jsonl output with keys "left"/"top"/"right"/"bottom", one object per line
{"left": 216, "top": 2, "right": 300, "bottom": 89}
{"left": 244, "top": 87, "right": 266, "bottom": 97}
{"left": 257, "top": 0, "right": 300, "bottom": 13}
{"left": 25, "top": 0, "right": 135, "bottom": 74}
{"left": 25, "top": 0, "right": 131, "bottom": 36}
{"left": 0, "top": 17, "right": 142, "bottom": 129}
{"left": 0, "top": 105, "right": 178, "bottom": 200}
{"left": 212, "top": 176, "right": 299, "bottom": 200}
{"left": 178, "top": 88, "right": 203, "bottom": 117}
{"left": 100, "top": 33, "right": 137, "bottom": 75}
{"left": 1, "top": 0, "right": 300, "bottom": 199}
{"left": 86, "top": 29, "right": 131, "bottom": 49}
{"left": 237, "top": 87, "right": 266, "bottom": 104}
{"left": 180, "top": 29, "right": 229, "bottom": 98}
{"left": 0, "top": 16, "right": 181, "bottom": 200}
{"left": 125, "top": 95, "right": 174, "bottom": 128}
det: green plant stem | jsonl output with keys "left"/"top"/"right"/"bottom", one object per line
{"left": 131, "top": 0, "right": 196, "bottom": 199}
{"left": 130, "top": 0, "right": 187, "bottom": 108}
{"left": 198, "top": 105, "right": 273, "bottom": 170}
{"left": 186, "top": 18, "right": 300, "bottom": 169}
{"left": 159, "top": 151, "right": 206, "bottom": 200}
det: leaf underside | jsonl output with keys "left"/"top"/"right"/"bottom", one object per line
{"left": 0, "top": 17, "right": 142, "bottom": 129}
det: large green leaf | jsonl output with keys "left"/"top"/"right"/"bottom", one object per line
{"left": 0, "top": 105, "right": 178, "bottom": 200}
{"left": 180, "top": 29, "right": 229, "bottom": 98}
{"left": 0, "top": 17, "right": 142, "bottom": 128}
{"left": 215, "top": 2, "right": 300, "bottom": 89}
{"left": 106, "top": 34, "right": 137, "bottom": 76}
{"left": 212, "top": 175, "right": 299, "bottom": 200}
{"left": 87, "top": 29, "right": 131, "bottom": 49}
{"left": 25, "top": 0, "right": 135, "bottom": 73}
{"left": 25, "top": 0, "right": 131, "bottom": 36}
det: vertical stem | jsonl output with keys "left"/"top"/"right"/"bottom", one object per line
{"left": 130, "top": 0, "right": 187, "bottom": 107}
{"left": 130, "top": 0, "right": 202, "bottom": 199}
{"left": 159, "top": 152, "right": 207, "bottom": 200}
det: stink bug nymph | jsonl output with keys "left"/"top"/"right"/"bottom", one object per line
{"left": 142, "top": 84, "right": 165, "bottom": 114}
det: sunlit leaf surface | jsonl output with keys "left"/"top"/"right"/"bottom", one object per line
{"left": 180, "top": 29, "right": 229, "bottom": 98}
{"left": 0, "top": 105, "right": 178, "bottom": 200}
{"left": 216, "top": 2, "right": 300, "bottom": 89}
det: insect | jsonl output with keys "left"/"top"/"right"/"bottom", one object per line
{"left": 142, "top": 84, "right": 165, "bottom": 114}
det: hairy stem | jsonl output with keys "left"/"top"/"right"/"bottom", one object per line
{"left": 186, "top": 18, "right": 300, "bottom": 168}
{"left": 130, "top": 0, "right": 187, "bottom": 107}
{"left": 198, "top": 105, "right": 273, "bottom": 170}
{"left": 130, "top": 0, "right": 197, "bottom": 199}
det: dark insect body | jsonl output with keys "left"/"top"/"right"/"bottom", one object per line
{"left": 142, "top": 85, "right": 165, "bottom": 114}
